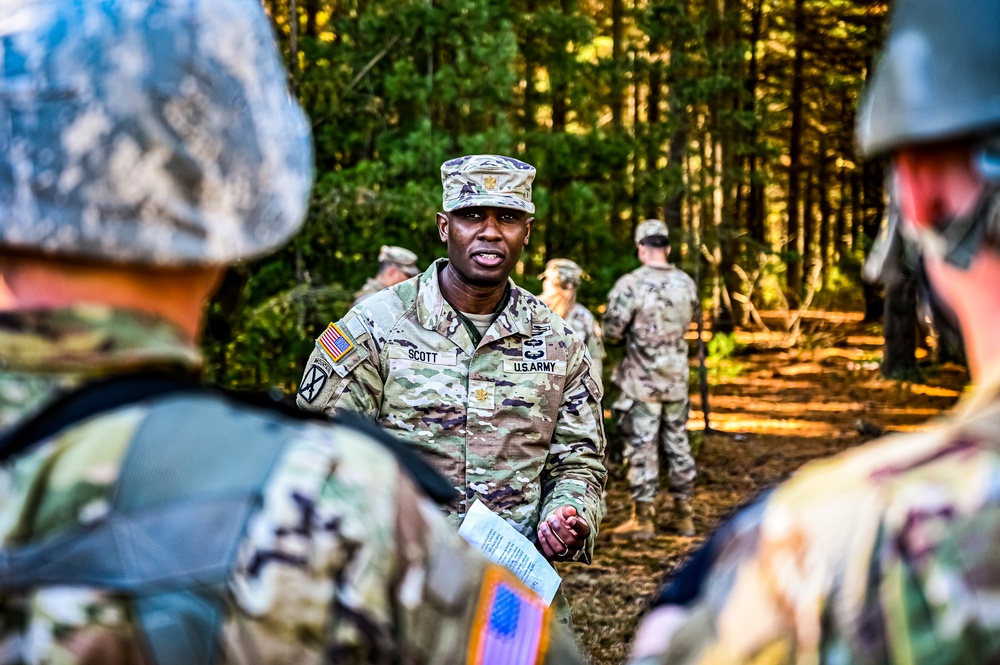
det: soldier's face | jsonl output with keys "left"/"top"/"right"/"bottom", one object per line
{"left": 436, "top": 206, "right": 533, "bottom": 286}
{"left": 893, "top": 142, "right": 985, "bottom": 231}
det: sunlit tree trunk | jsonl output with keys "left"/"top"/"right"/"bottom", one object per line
{"left": 819, "top": 133, "right": 833, "bottom": 283}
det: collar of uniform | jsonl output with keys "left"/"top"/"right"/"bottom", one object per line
{"left": 0, "top": 306, "right": 202, "bottom": 375}
{"left": 486, "top": 284, "right": 532, "bottom": 340}
{"left": 416, "top": 258, "right": 531, "bottom": 341}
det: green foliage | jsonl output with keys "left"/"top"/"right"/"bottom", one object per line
{"left": 206, "top": 0, "right": 888, "bottom": 392}
{"left": 699, "top": 332, "right": 746, "bottom": 381}
{"left": 707, "top": 331, "right": 741, "bottom": 360}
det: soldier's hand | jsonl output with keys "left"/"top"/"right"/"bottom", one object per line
{"left": 538, "top": 505, "right": 590, "bottom": 560}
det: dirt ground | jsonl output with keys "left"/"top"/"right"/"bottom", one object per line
{"left": 559, "top": 311, "right": 969, "bottom": 665}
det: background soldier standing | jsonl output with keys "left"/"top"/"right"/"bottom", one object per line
{"left": 603, "top": 219, "right": 699, "bottom": 539}
{"left": 628, "top": 0, "right": 1000, "bottom": 662}
{"left": 0, "top": 2, "right": 583, "bottom": 662}
{"left": 539, "top": 258, "right": 605, "bottom": 377}
{"left": 350, "top": 244, "right": 421, "bottom": 307}
{"left": 297, "top": 155, "right": 607, "bottom": 582}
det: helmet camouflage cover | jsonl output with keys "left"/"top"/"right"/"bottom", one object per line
{"left": 857, "top": 0, "right": 1000, "bottom": 158}
{"left": 541, "top": 259, "right": 585, "bottom": 290}
{"left": 858, "top": 0, "right": 1000, "bottom": 282}
{"left": 0, "top": 0, "right": 314, "bottom": 266}
{"left": 378, "top": 245, "right": 420, "bottom": 276}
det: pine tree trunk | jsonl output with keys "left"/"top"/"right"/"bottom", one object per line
{"left": 610, "top": 0, "right": 626, "bottom": 233}
{"left": 819, "top": 135, "right": 833, "bottom": 283}
{"left": 664, "top": 0, "right": 688, "bottom": 236}
{"left": 803, "top": 163, "right": 815, "bottom": 279}
{"left": 647, "top": 33, "right": 663, "bottom": 220}
{"left": 746, "top": 0, "right": 765, "bottom": 245}
{"left": 785, "top": 0, "right": 806, "bottom": 305}
{"left": 523, "top": 0, "right": 537, "bottom": 134}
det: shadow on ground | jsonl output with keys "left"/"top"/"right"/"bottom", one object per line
{"left": 560, "top": 313, "right": 968, "bottom": 665}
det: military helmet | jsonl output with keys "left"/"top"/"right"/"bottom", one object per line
{"left": 540, "top": 259, "right": 585, "bottom": 290}
{"left": 378, "top": 245, "right": 420, "bottom": 277}
{"left": 857, "top": 0, "right": 1000, "bottom": 157}
{"left": 0, "top": 0, "right": 314, "bottom": 267}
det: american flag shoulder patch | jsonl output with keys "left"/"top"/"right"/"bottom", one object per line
{"left": 468, "top": 566, "right": 550, "bottom": 665}
{"left": 317, "top": 322, "right": 355, "bottom": 363}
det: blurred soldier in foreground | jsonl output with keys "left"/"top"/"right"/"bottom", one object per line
{"left": 350, "top": 245, "right": 420, "bottom": 307}
{"left": 297, "top": 155, "right": 607, "bottom": 578}
{"left": 538, "top": 258, "right": 605, "bottom": 376}
{"left": 0, "top": 2, "right": 582, "bottom": 663}
{"left": 603, "top": 220, "right": 699, "bottom": 539}
{"left": 629, "top": 0, "right": 1000, "bottom": 662}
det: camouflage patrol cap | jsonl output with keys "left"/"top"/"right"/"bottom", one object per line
{"left": 635, "top": 219, "right": 670, "bottom": 244}
{"left": 379, "top": 245, "right": 420, "bottom": 276}
{"left": 540, "top": 259, "right": 585, "bottom": 290}
{"left": 0, "top": 0, "right": 313, "bottom": 267}
{"left": 441, "top": 155, "right": 535, "bottom": 214}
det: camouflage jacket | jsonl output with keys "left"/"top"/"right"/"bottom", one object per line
{"left": 639, "top": 365, "right": 1000, "bottom": 665}
{"left": 0, "top": 307, "right": 582, "bottom": 664}
{"left": 297, "top": 259, "right": 607, "bottom": 562}
{"left": 603, "top": 263, "right": 698, "bottom": 403}
{"left": 566, "top": 303, "right": 604, "bottom": 377}
{"left": 351, "top": 277, "right": 387, "bottom": 309}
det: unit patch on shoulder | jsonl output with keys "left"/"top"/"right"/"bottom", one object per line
{"left": 468, "top": 567, "right": 549, "bottom": 665}
{"left": 298, "top": 364, "right": 328, "bottom": 403}
{"left": 317, "top": 322, "right": 355, "bottom": 363}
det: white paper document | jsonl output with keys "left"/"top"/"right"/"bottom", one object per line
{"left": 457, "top": 500, "right": 562, "bottom": 605}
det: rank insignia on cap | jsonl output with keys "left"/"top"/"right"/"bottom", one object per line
{"left": 483, "top": 175, "right": 498, "bottom": 190}
{"left": 318, "top": 322, "right": 355, "bottom": 362}
{"left": 468, "top": 567, "right": 550, "bottom": 665}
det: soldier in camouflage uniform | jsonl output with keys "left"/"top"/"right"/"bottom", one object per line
{"left": 538, "top": 259, "right": 605, "bottom": 377}
{"left": 0, "top": 2, "right": 584, "bottom": 663}
{"left": 350, "top": 245, "right": 421, "bottom": 308}
{"left": 297, "top": 156, "right": 607, "bottom": 573}
{"left": 629, "top": 0, "right": 1000, "bottom": 662}
{"left": 603, "top": 219, "right": 699, "bottom": 539}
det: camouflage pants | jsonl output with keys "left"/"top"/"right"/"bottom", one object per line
{"left": 616, "top": 398, "right": 696, "bottom": 502}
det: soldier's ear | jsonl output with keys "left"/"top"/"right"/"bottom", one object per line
{"left": 524, "top": 217, "right": 534, "bottom": 245}
{"left": 436, "top": 213, "right": 449, "bottom": 244}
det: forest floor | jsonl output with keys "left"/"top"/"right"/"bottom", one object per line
{"left": 560, "top": 310, "right": 970, "bottom": 665}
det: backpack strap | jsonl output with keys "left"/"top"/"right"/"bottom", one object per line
{"left": 0, "top": 372, "right": 457, "bottom": 503}
{"left": 0, "top": 393, "right": 288, "bottom": 664}
{"left": 0, "top": 373, "right": 456, "bottom": 664}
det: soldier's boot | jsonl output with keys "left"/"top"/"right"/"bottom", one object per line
{"left": 665, "top": 498, "right": 695, "bottom": 537}
{"left": 606, "top": 501, "right": 655, "bottom": 541}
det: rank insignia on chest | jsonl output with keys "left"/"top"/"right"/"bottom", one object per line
{"left": 318, "top": 322, "right": 355, "bottom": 362}
{"left": 469, "top": 380, "right": 495, "bottom": 411}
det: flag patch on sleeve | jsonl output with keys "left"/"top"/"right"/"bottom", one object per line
{"left": 317, "top": 322, "right": 355, "bottom": 362}
{"left": 469, "top": 567, "right": 549, "bottom": 665}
